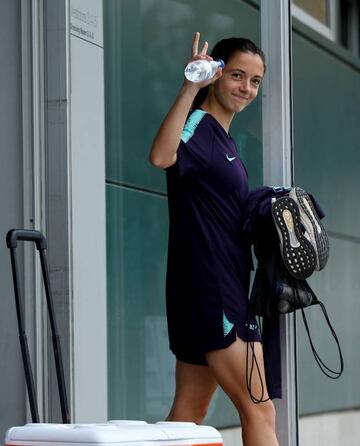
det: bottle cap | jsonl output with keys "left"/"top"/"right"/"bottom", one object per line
{"left": 216, "top": 59, "right": 225, "bottom": 68}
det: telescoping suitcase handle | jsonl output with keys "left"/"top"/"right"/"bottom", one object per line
{"left": 6, "top": 229, "right": 70, "bottom": 424}
{"left": 6, "top": 229, "right": 47, "bottom": 250}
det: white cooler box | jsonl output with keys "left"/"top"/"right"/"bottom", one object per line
{"left": 4, "top": 421, "right": 223, "bottom": 446}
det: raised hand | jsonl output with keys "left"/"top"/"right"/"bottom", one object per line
{"left": 192, "top": 31, "right": 211, "bottom": 60}
{"left": 149, "top": 33, "right": 222, "bottom": 169}
{"left": 184, "top": 32, "right": 223, "bottom": 87}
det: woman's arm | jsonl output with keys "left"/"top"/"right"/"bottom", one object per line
{"left": 149, "top": 82, "right": 200, "bottom": 169}
{"left": 149, "top": 32, "right": 222, "bottom": 169}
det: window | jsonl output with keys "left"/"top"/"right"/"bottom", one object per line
{"left": 293, "top": 0, "right": 360, "bottom": 57}
{"left": 339, "top": 0, "right": 360, "bottom": 56}
{"left": 292, "top": 0, "right": 337, "bottom": 40}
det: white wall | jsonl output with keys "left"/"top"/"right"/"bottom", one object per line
{"left": 69, "top": 0, "right": 107, "bottom": 422}
{"left": 299, "top": 410, "right": 360, "bottom": 446}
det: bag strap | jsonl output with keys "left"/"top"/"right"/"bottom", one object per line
{"left": 245, "top": 320, "right": 271, "bottom": 404}
{"left": 291, "top": 276, "right": 344, "bottom": 379}
{"left": 245, "top": 293, "right": 344, "bottom": 405}
{"left": 299, "top": 300, "right": 344, "bottom": 379}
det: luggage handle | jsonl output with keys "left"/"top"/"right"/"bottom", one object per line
{"left": 6, "top": 229, "right": 70, "bottom": 424}
{"left": 6, "top": 229, "right": 47, "bottom": 250}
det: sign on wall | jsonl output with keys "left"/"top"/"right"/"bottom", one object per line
{"left": 70, "top": 0, "right": 103, "bottom": 47}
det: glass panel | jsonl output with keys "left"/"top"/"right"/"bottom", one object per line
{"left": 292, "top": 25, "right": 360, "bottom": 426}
{"left": 106, "top": 185, "right": 170, "bottom": 419}
{"left": 293, "top": 0, "right": 329, "bottom": 25}
{"left": 104, "top": 0, "right": 264, "bottom": 428}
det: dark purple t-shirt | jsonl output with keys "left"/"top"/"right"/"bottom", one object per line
{"left": 165, "top": 109, "right": 260, "bottom": 355}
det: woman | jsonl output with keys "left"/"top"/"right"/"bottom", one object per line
{"left": 149, "top": 32, "right": 280, "bottom": 446}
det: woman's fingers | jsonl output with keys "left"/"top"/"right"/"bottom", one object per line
{"left": 212, "top": 68, "right": 223, "bottom": 82}
{"left": 200, "top": 40, "right": 208, "bottom": 55}
{"left": 187, "top": 32, "right": 213, "bottom": 75}
{"left": 192, "top": 32, "right": 210, "bottom": 57}
{"left": 192, "top": 32, "right": 200, "bottom": 56}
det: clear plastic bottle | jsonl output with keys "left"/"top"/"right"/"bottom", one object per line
{"left": 184, "top": 59, "right": 224, "bottom": 83}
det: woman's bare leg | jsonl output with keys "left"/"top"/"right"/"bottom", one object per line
{"left": 167, "top": 359, "right": 218, "bottom": 424}
{"left": 205, "top": 338, "right": 279, "bottom": 446}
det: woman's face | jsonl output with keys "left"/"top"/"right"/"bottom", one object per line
{"left": 212, "top": 51, "right": 264, "bottom": 114}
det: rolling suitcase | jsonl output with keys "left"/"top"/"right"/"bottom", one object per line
{"left": 6, "top": 229, "right": 70, "bottom": 424}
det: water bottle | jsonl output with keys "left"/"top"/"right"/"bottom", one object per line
{"left": 184, "top": 59, "right": 224, "bottom": 83}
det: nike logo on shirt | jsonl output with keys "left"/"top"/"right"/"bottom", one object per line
{"left": 226, "top": 154, "right": 236, "bottom": 162}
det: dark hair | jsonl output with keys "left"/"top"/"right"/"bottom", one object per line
{"left": 192, "top": 37, "right": 266, "bottom": 110}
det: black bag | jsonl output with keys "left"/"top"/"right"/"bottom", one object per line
{"left": 249, "top": 254, "right": 318, "bottom": 318}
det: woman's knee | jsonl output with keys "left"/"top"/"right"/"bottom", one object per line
{"left": 240, "top": 399, "right": 276, "bottom": 429}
